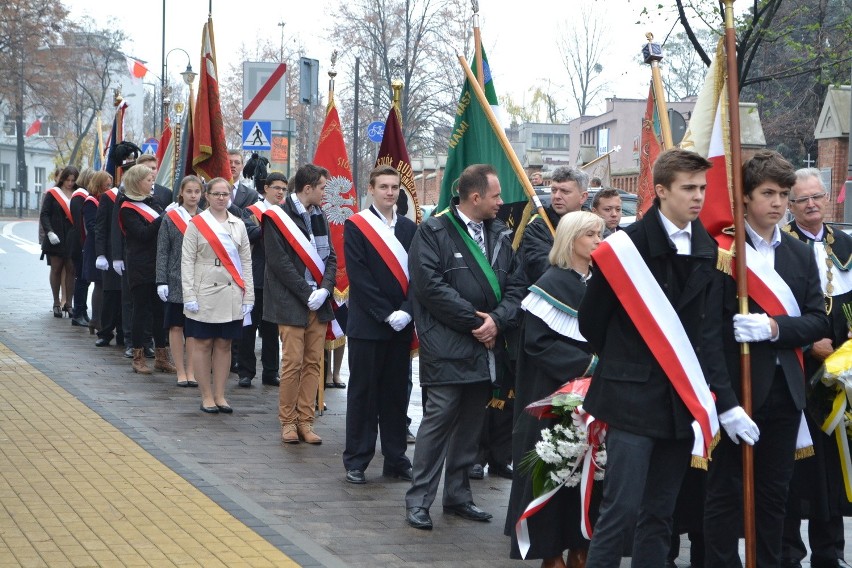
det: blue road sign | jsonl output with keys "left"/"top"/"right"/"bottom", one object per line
{"left": 367, "top": 121, "right": 385, "bottom": 143}
{"left": 141, "top": 137, "right": 158, "bottom": 155}
{"left": 242, "top": 120, "right": 272, "bottom": 151}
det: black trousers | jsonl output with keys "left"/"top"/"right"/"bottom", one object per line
{"left": 72, "top": 258, "right": 89, "bottom": 318}
{"left": 343, "top": 338, "right": 411, "bottom": 473}
{"left": 237, "top": 288, "right": 279, "bottom": 380}
{"left": 130, "top": 283, "right": 165, "bottom": 348}
{"left": 98, "top": 288, "right": 123, "bottom": 342}
{"left": 704, "top": 371, "right": 801, "bottom": 568}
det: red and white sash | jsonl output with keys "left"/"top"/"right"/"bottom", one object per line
{"left": 592, "top": 231, "right": 720, "bottom": 456}
{"left": 71, "top": 188, "right": 89, "bottom": 200}
{"left": 119, "top": 200, "right": 160, "bottom": 235}
{"left": 350, "top": 209, "right": 409, "bottom": 294}
{"left": 733, "top": 241, "right": 802, "bottom": 368}
{"left": 81, "top": 195, "right": 99, "bottom": 240}
{"left": 191, "top": 209, "right": 245, "bottom": 292}
{"left": 103, "top": 187, "right": 118, "bottom": 203}
{"left": 166, "top": 206, "right": 192, "bottom": 235}
{"left": 46, "top": 187, "right": 73, "bottom": 224}
{"left": 265, "top": 205, "right": 342, "bottom": 338}
{"left": 246, "top": 200, "right": 269, "bottom": 222}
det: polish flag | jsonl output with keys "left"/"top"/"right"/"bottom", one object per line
{"left": 126, "top": 56, "right": 148, "bottom": 80}
{"left": 25, "top": 117, "right": 43, "bottom": 137}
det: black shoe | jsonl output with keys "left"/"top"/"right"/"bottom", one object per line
{"left": 780, "top": 563, "right": 802, "bottom": 568}
{"left": 346, "top": 470, "right": 366, "bottom": 484}
{"left": 469, "top": 464, "right": 484, "bottom": 480}
{"left": 332, "top": 381, "right": 346, "bottom": 389}
{"left": 144, "top": 346, "right": 155, "bottom": 359}
{"left": 53, "top": 305, "right": 62, "bottom": 318}
{"left": 262, "top": 376, "right": 280, "bottom": 386}
{"left": 230, "top": 363, "right": 239, "bottom": 373}
{"left": 200, "top": 404, "right": 219, "bottom": 414}
{"left": 383, "top": 466, "right": 413, "bottom": 482}
{"left": 95, "top": 338, "right": 111, "bottom": 347}
{"left": 406, "top": 428, "right": 416, "bottom": 444}
{"left": 406, "top": 507, "right": 433, "bottom": 530}
{"left": 492, "top": 463, "right": 513, "bottom": 479}
{"left": 124, "top": 347, "right": 134, "bottom": 358}
{"left": 216, "top": 404, "right": 233, "bottom": 414}
{"left": 71, "top": 316, "right": 88, "bottom": 327}
{"left": 238, "top": 376, "right": 252, "bottom": 388}
{"left": 442, "top": 501, "right": 492, "bottom": 522}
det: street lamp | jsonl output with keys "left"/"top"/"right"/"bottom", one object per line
{"left": 161, "top": 48, "right": 195, "bottom": 132}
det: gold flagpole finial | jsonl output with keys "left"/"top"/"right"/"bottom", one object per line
{"left": 328, "top": 50, "right": 339, "bottom": 106}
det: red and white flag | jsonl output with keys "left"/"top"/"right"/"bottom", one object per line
{"left": 125, "top": 56, "right": 149, "bottom": 80}
{"left": 25, "top": 117, "right": 43, "bottom": 137}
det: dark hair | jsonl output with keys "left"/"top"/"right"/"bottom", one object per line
{"left": 590, "top": 177, "right": 602, "bottom": 187}
{"left": 742, "top": 150, "right": 796, "bottom": 197}
{"left": 551, "top": 166, "right": 589, "bottom": 190}
{"left": 458, "top": 164, "right": 497, "bottom": 201}
{"left": 293, "top": 164, "right": 329, "bottom": 193}
{"left": 178, "top": 175, "right": 204, "bottom": 205}
{"left": 262, "top": 172, "right": 288, "bottom": 194}
{"left": 57, "top": 166, "right": 80, "bottom": 189}
{"left": 369, "top": 165, "right": 400, "bottom": 188}
{"left": 652, "top": 149, "right": 712, "bottom": 205}
{"left": 592, "top": 188, "right": 621, "bottom": 209}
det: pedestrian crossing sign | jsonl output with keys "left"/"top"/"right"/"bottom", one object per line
{"left": 242, "top": 120, "right": 272, "bottom": 151}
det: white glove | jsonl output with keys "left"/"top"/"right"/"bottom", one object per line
{"left": 307, "top": 288, "right": 329, "bottom": 311}
{"left": 47, "top": 231, "right": 60, "bottom": 245}
{"left": 241, "top": 304, "right": 253, "bottom": 316}
{"left": 387, "top": 310, "right": 412, "bottom": 332}
{"left": 733, "top": 313, "right": 773, "bottom": 343}
{"left": 184, "top": 301, "right": 199, "bottom": 313}
{"left": 157, "top": 285, "right": 169, "bottom": 302}
{"left": 112, "top": 260, "right": 125, "bottom": 276}
{"left": 95, "top": 255, "right": 109, "bottom": 270}
{"left": 719, "top": 406, "right": 760, "bottom": 446}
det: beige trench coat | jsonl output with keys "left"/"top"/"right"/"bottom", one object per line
{"left": 181, "top": 211, "right": 254, "bottom": 323}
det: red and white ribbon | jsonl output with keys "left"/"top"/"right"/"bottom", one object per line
{"left": 46, "top": 187, "right": 73, "bottom": 224}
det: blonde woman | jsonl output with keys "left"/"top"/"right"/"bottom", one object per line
{"left": 181, "top": 178, "right": 254, "bottom": 414}
{"left": 506, "top": 211, "right": 603, "bottom": 568}
{"left": 118, "top": 164, "right": 175, "bottom": 375}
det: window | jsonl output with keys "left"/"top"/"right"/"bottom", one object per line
{"left": 34, "top": 167, "right": 46, "bottom": 206}
{"left": 0, "top": 163, "right": 8, "bottom": 208}
{"left": 531, "top": 133, "right": 569, "bottom": 150}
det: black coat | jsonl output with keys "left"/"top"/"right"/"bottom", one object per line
{"left": 780, "top": 222, "right": 852, "bottom": 520}
{"left": 579, "top": 206, "right": 735, "bottom": 439}
{"left": 81, "top": 198, "right": 98, "bottom": 282}
{"left": 505, "top": 266, "right": 599, "bottom": 558}
{"left": 409, "top": 202, "right": 525, "bottom": 387}
{"left": 152, "top": 183, "right": 173, "bottom": 210}
{"left": 39, "top": 189, "right": 74, "bottom": 258}
{"left": 242, "top": 204, "right": 265, "bottom": 289}
{"left": 94, "top": 191, "right": 121, "bottom": 290}
{"left": 231, "top": 181, "right": 259, "bottom": 210}
{"left": 69, "top": 193, "right": 87, "bottom": 262}
{"left": 262, "top": 198, "right": 337, "bottom": 326}
{"left": 343, "top": 207, "right": 417, "bottom": 342}
{"left": 720, "top": 231, "right": 828, "bottom": 414}
{"left": 519, "top": 206, "right": 562, "bottom": 285}
{"left": 119, "top": 197, "right": 164, "bottom": 289}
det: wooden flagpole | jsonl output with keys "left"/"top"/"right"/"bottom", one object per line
{"left": 723, "top": 1, "right": 756, "bottom": 566}
{"left": 458, "top": 55, "right": 554, "bottom": 236}
{"left": 472, "top": 1, "right": 484, "bottom": 90}
{"left": 644, "top": 33, "right": 674, "bottom": 149}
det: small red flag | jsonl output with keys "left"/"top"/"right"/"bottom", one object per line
{"left": 25, "top": 117, "right": 42, "bottom": 137}
{"left": 375, "top": 107, "right": 422, "bottom": 223}
{"left": 126, "top": 56, "right": 148, "bottom": 79}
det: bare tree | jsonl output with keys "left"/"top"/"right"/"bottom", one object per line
{"left": 330, "top": 0, "right": 471, "bottom": 189}
{"left": 660, "top": 29, "right": 714, "bottom": 101}
{"left": 557, "top": 6, "right": 610, "bottom": 117}
{"left": 0, "top": 0, "right": 68, "bottom": 207}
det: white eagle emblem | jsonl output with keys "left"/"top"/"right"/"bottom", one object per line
{"left": 321, "top": 175, "right": 356, "bottom": 225}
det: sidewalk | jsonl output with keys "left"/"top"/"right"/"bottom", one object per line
{"left": 0, "top": 270, "right": 528, "bottom": 567}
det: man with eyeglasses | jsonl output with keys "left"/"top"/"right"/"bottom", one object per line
{"left": 235, "top": 173, "right": 288, "bottom": 388}
{"left": 781, "top": 168, "right": 852, "bottom": 568}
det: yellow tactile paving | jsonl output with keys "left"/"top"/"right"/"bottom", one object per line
{"left": 0, "top": 343, "right": 300, "bottom": 567}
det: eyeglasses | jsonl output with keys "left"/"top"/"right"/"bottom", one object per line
{"left": 267, "top": 185, "right": 287, "bottom": 191}
{"left": 789, "top": 192, "right": 827, "bottom": 204}
{"left": 208, "top": 192, "right": 230, "bottom": 199}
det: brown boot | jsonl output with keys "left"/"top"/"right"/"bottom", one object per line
{"left": 281, "top": 424, "right": 299, "bottom": 444}
{"left": 154, "top": 347, "right": 177, "bottom": 373}
{"left": 132, "top": 348, "right": 152, "bottom": 375}
{"left": 297, "top": 423, "right": 322, "bottom": 445}
{"left": 567, "top": 549, "right": 587, "bottom": 568}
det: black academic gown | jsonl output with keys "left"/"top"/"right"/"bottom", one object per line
{"left": 505, "top": 266, "right": 599, "bottom": 559}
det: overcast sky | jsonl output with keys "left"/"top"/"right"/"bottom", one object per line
{"left": 64, "top": 0, "right": 714, "bottom": 122}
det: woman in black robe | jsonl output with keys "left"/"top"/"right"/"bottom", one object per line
{"left": 506, "top": 211, "right": 603, "bottom": 568}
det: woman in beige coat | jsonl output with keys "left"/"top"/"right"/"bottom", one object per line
{"left": 181, "top": 178, "right": 254, "bottom": 414}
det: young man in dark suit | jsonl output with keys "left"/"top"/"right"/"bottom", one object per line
{"left": 342, "top": 165, "right": 417, "bottom": 485}
{"left": 579, "top": 149, "right": 738, "bottom": 567}
{"left": 704, "top": 151, "right": 830, "bottom": 567}
{"left": 228, "top": 150, "right": 260, "bottom": 210}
